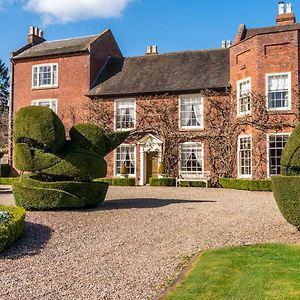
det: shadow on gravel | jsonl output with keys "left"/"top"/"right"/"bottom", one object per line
{"left": 95, "top": 198, "right": 216, "bottom": 210}
{"left": 1, "top": 222, "right": 52, "bottom": 259}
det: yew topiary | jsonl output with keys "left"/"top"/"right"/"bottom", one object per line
{"left": 272, "top": 123, "right": 300, "bottom": 229}
{"left": 12, "top": 106, "right": 129, "bottom": 210}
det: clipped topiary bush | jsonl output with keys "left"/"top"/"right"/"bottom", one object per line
{"left": 0, "top": 205, "right": 26, "bottom": 253}
{"left": 12, "top": 106, "right": 129, "bottom": 210}
{"left": 149, "top": 177, "right": 176, "bottom": 187}
{"left": 272, "top": 124, "right": 300, "bottom": 229}
{"left": 218, "top": 178, "right": 272, "bottom": 191}
{"left": 94, "top": 178, "right": 136, "bottom": 186}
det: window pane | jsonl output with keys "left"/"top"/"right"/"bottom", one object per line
{"left": 268, "top": 134, "right": 289, "bottom": 175}
{"left": 239, "top": 137, "right": 252, "bottom": 176}
{"left": 180, "top": 143, "right": 203, "bottom": 173}
{"left": 116, "top": 145, "right": 135, "bottom": 175}
{"left": 180, "top": 96, "right": 203, "bottom": 128}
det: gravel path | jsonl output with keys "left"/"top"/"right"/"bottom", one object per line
{"left": 1, "top": 186, "right": 300, "bottom": 300}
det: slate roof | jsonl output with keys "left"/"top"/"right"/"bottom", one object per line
{"left": 88, "top": 48, "right": 230, "bottom": 97}
{"left": 12, "top": 32, "right": 107, "bottom": 60}
{"left": 244, "top": 23, "right": 300, "bottom": 40}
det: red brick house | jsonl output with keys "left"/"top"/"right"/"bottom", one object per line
{"left": 9, "top": 2, "right": 300, "bottom": 184}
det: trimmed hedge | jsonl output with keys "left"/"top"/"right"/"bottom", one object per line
{"left": 0, "top": 205, "right": 26, "bottom": 253}
{"left": 149, "top": 177, "right": 176, "bottom": 187}
{"left": 13, "top": 175, "right": 109, "bottom": 210}
{"left": 0, "top": 164, "right": 10, "bottom": 177}
{"left": 179, "top": 181, "right": 207, "bottom": 188}
{"left": 272, "top": 176, "right": 300, "bottom": 229}
{"left": 94, "top": 178, "right": 136, "bottom": 186}
{"left": 0, "top": 177, "right": 20, "bottom": 185}
{"left": 218, "top": 178, "right": 272, "bottom": 191}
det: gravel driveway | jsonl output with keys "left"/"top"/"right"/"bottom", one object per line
{"left": 1, "top": 186, "right": 300, "bottom": 300}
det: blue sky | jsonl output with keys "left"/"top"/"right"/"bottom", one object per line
{"left": 0, "top": 0, "right": 299, "bottom": 67}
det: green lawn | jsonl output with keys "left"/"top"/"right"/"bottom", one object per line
{"left": 163, "top": 244, "right": 300, "bottom": 300}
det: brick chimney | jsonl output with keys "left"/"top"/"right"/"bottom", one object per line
{"left": 27, "top": 26, "right": 46, "bottom": 45}
{"left": 146, "top": 45, "right": 159, "bottom": 55}
{"left": 276, "top": 2, "right": 296, "bottom": 25}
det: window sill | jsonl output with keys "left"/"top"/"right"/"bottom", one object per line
{"left": 32, "top": 85, "right": 59, "bottom": 91}
{"left": 237, "top": 113, "right": 251, "bottom": 118}
{"left": 115, "top": 128, "right": 135, "bottom": 132}
{"left": 267, "top": 109, "right": 293, "bottom": 114}
{"left": 179, "top": 127, "right": 204, "bottom": 132}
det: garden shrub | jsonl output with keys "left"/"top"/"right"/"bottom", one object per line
{"left": 94, "top": 178, "right": 136, "bottom": 186}
{"left": 272, "top": 176, "right": 300, "bottom": 229}
{"left": 0, "top": 164, "right": 10, "bottom": 177}
{"left": 218, "top": 178, "right": 272, "bottom": 191}
{"left": 149, "top": 177, "right": 176, "bottom": 187}
{"left": 12, "top": 106, "right": 129, "bottom": 210}
{"left": 179, "top": 181, "right": 207, "bottom": 188}
{"left": 0, "top": 205, "right": 26, "bottom": 253}
{"left": 0, "top": 177, "right": 20, "bottom": 185}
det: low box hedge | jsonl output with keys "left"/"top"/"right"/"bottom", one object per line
{"left": 94, "top": 177, "right": 136, "bottom": 186}
{"left": 218, "top": 178, "right": 272, "bottom": 191}
{"left": 0, "top": 205, "right": 26, "bottom": 253}
{"left": 0, "top": 177, "right": 20, "bottom": 185}
{"left": 272, "top": 176, "right": 300, "bottom": 229}
{"left": 149, "top": 177, "right": 176, "bottom": 186}
{"left": 0, "top": 164, "right": 11, "bottom": 177}
{"left": 179, "top": 181, "right": 207, "bottom": 188}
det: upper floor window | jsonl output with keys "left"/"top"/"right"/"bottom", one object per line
{"left": 237, "top": 78, "right": 251, "bottom": 115}
{"left": 31, "top": 99, "right": 57, "bottom": 114}
{"left": 238, "top": 135, "right": 252, "bottom": 178}
{"left": 32, "top": 64, "right": 58, "bottom": 88}
{"left": 179, "top": 95, "right": 203, "bottom": 129}
{"left": 267, "top": 133, "right": 290, "bottom": 177}
{"left": 180, "top": 142, "right": 204, "bottom": 174}
{"left": 115, "top": 144, "right": 136, "bottom": 176}
{"left": 267, "top": 72, "right": 291, "bottom": 110}
{"left": 115, "top": 99, "right": 135, "bottom": 130}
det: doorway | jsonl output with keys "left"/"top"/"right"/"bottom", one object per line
{"left": 146, "top": 152, "right": 159, "bottom": 183}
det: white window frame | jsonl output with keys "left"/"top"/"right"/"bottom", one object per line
{"left": 31, "top": 99, "right": 58, "bottom": 114}
{"left": 266, "top": 132, "right": 290, "bottom": 178}
{"left": 114, "top": 144, "right": 136, "bottom": 177}
{"left": 266, "top": 72, "right": 291, "bottom": 111}
{"left": 179, "top": 94, "right": 204, "bottom": 130}
{"left": 237, "top": 135, "right": 252, "bottom": 179}
{"left": 237, "top": 77, "right": 251, "bottom": 116}
{"left": 179, "top": 142, "right": 205, "bottom": 175}
{"left": 114, "top": 98, "right": 136, "bottom": 131}
{"left": 32, "top": 63, "right": 58, "bottom": 89}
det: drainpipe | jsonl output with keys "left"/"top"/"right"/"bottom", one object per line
{"left": 8, "top": 53, "right": 15, "bottom": 169}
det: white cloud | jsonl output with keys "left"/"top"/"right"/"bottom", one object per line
{"left": 24, "top": 0, "right": 134, "bottom": 24}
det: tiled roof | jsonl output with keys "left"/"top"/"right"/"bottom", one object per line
{"left": 12, "top": 31, "right": 109, "bottom": 60}
{"left": 88, "top": 48, "right": 230, "bottom": 97}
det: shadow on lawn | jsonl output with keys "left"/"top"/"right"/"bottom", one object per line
{"left": 96, "top": 198, "right": 216, "bottom": 210}
{"left": 1, "top": 222, "right": 52, "bottom": 259}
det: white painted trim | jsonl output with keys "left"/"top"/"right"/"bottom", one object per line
{"left": 236, "top": 77, "right": 251, "bottom": 116}
{"left": 32, "top": 63, "right": 58, "bottom": 89}
{"left": 237, "top": 135, "right": 252, "bottom": 179}
{"left": 265, "top": 72, "right": 292, "bottom": 111}
{"left": 178, "top": 142, "right": 205, "bottom": 174}
{"left": 178, "top": 94, "right": 204, "bottom": 130}
{"left": 31, "top": 99, "right": 58, "bottom": 114}
{"left": 114, "top": 144, "right": 136, "bottom": 177}
{"left": 266, "top": 132, "right": 291, "bottom": 178}
{"left": 114, "top": 98, "right": 136, "bottom": 131}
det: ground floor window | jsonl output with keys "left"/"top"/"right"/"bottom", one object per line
{"left": 238, "top": 136, "right": 252, "bottom": 178}
{"left": 180, "top": 142, "right": 204, "bottom": 173}
{"left": 115, "top": 144, "right": 135, "bottom": 175}
{"left": 268, "top": 133, "right": 290, "bottom": 176}
{"left": 31, "top": 99, "right": 57, "bottom": 114}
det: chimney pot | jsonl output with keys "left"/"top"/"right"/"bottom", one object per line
{"left": 146, "top": 45, "right": 158, "bottom": 55}
{"left": 221, "top": 40, "right": 227, "bottom": 49}
{"left": 29, "top": 26, "right": 34, "bottom": 35}
{"left": 286, "top": 3, "right": 292, "bottom": 13}
{"left": 227, "top": 40, "right": 232, "bottom": 48}
{"left": 279, "top": 1, "right": 285, "bottom": 14}
{"left": 27, "top": 26, "right": 45, "bottom": 45}
{"left": 39, "top": 30, "right": 44, "bottom": 38}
